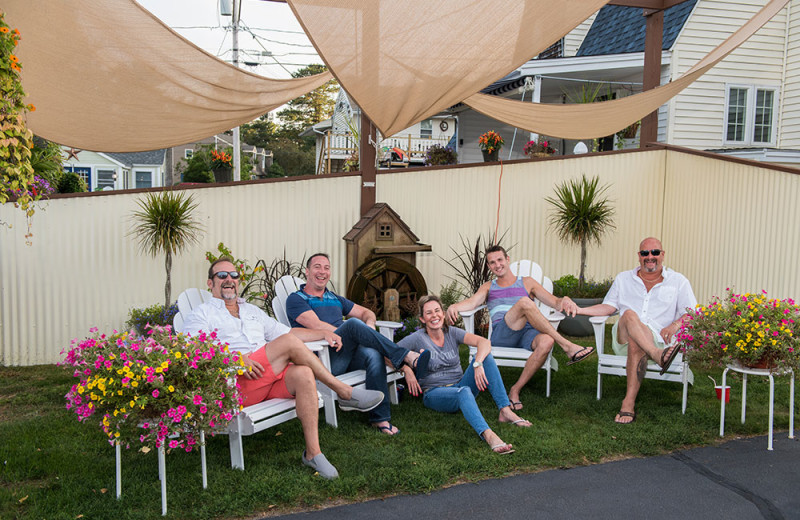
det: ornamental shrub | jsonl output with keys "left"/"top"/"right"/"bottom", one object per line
{"left": 552, "top": 274, "right": 613, "bottom": 299}
{"left": 126, "top": 303, "right": 179, "bottom": 335}
{"left": 182, "top": 168, "right": 215, "bottom": 183}
{"left": 268, "top": 161, "right": 285, "bottom": 177}
{"left": 57, "top": 172, "right": 88, "bottom": 193}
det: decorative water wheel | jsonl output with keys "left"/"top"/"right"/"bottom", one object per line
{"left": 347, "top": 256, "right": 427, "bottom": 319}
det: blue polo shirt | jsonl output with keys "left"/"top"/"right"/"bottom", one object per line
{"left": 286, "top": 284, "right": 355, "bottom": 328}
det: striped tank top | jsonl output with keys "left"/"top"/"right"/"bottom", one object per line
{"left": 487, "top": 276, "right": 529, "bottom": 325}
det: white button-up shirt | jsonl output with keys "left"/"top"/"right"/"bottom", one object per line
{"left": 603, "top": 267, "right": 697, "bottom": 332}
{"left": 181, "top": 297, "right": 290, "bottom": 355}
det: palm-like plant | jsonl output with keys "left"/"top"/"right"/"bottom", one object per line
{"left": 545, "top": 174, "right": 615, "bottom": 290}
{"left": 130, "top": 191, "right": 203, "bottom": 308}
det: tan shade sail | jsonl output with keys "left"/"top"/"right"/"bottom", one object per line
{"left": 4, "top": 0, "right": 332, "bottom": 152}
{"left": 464, "top": 0, "right": 789, "bottom": 139}
{"left": 287, "top": 0, "right": 610, "bottom": 137}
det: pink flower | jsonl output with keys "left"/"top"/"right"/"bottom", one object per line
{"left": 152, "top": 390, "right": 160, "bottom": 398}
{"left": 193, "top": 395, "right": 203, "bottom": 405}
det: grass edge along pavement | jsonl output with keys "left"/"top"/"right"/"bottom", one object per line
{"left": 1, "top": 329, "right": 796, "bottom": 519}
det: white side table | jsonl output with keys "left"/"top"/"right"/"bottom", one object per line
{"left": 719, "top": 363, "right": 795, "bottom": 450}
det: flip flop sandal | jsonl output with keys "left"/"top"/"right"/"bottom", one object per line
{"left": 491, "top": 443, "right": 515, "bottom": 455}
{"left": 410, "top": 349, "right": 431, "bottom": 379}
{"left": 509, "top": 400, "right": 523, "bottom": 411}
{"left": 659, "top": 345, "right": 681, "bottom": 375}
{"left": 511, "top": 418, "right": 531, "bottom": 427}
{"left": 567, "top": 346, "right": 596, "bottom": 366}
{"left": 374, "top": 423, "right": 400, "bottom": 436}
{"left": 614, "top": 411, "right": 636, "bottom": 424}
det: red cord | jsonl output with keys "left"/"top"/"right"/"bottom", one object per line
{"left": 494, "top": 160, "right": 503, "bottom": 245}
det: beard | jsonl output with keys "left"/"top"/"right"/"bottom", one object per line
{"left": 220, "top": 284, "right": 238, "bottom": 301}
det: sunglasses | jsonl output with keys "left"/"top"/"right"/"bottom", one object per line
{"left": 211, "top": 271, "right": 240, "bottom": 280}
{"left": 638, "top": 249, "right": 663, "bottom": 257}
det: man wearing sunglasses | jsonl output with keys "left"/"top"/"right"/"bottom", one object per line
{"left": 581, "top": 237, "right": 697, "bottom": 424}
{"left": 182, "top": 257, "right": 385, "bottom": 479}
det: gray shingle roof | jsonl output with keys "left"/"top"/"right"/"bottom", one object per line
{"left": 577, "top": 0, "right": 697, "bottom": 56}
{"left": 104, "top": 149, "right": 166, "bottom": 167}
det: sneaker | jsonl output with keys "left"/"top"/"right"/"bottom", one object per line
{"left": 337, "top": 387, "right": 384, "bottom": 412}
{"left": 302, "top": 450, "right": 339, "bottom": 480}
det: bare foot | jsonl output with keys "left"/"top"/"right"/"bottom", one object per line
{"left": 498, "top": 406, "right": 531, "bottom": 427}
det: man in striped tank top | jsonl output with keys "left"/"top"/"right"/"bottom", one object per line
{"left": 446, "top": 245, "right": 594, "bottom": 410}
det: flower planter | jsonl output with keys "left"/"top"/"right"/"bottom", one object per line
{"left": 482, "top": 149, "right": 499, "bottom": 162}
{"left": 559, "top": 297, "right": 604, "bottom": 337}
{"left": 213, "top": 166, "right": 232, "bottom": 183}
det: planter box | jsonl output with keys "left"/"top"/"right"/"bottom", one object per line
{"left": 559, "top": 297, "right": 603, "bottom": 337}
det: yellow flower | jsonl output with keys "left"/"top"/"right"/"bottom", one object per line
{"left": 168, "top": 385, "right": 175, "bottom": 392}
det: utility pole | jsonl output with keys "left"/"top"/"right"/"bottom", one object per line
{"left": 231, "top": 0, "right": 241, "bottom": 181}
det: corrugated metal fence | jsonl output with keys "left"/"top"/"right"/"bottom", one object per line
{"left": 2, "top": 147, "right": 799, "bottom": 365}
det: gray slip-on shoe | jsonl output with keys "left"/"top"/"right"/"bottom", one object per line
{"left": 302, "top": 450, "right": 339, "bottom": 480}
{"left": 337, "top": 387, "right": 384, "bottom": 412}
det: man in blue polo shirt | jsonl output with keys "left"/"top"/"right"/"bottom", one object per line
{"left": 287, "top": 253, "right": 430, "bottom": 436}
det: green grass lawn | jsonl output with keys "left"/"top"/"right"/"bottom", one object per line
{"left": 1, "top": 330, "right": 796, "bottom": 519}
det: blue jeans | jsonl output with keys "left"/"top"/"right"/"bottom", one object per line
{"left": 328, "top": 319, "right": 410, "bottom": 423}
{"left": 422, "top": 354, "right": 511, "bottom": 437}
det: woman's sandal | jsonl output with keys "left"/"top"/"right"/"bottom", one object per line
{"left": 373, "top": 423, "right": 400, "bottom": 436}
{"left": 491, "top": 443, "right": 515, "bottom": 455}
{"left": 408, "top": 349, "right": 431, "bottom": 379}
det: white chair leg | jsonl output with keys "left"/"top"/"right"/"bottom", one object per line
{"left": 388, "top": 379, "right": 399, "bottom": 405}
{"left": 596, "top": 372, "right": 603, "bottom": 400}
{"left": 768, "top": 375, "right": 775, "bottom": 451}
{"left": 681, "top": 362, "right": 689, "bottom": 414}
{"left": 229, "top": 415, "right": 245, "bottom": 470}
{"left": 319, "top": 383, "right": 338, "bottom": 428}
{"left": 545, "top": 353, "right": 552, "bottom": 398}
{"left": 790, "top": 371, "right": 795, "bottom": 439}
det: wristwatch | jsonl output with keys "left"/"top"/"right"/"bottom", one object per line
{"left": 472, "top": 360, "right": 483, "bottom": 368}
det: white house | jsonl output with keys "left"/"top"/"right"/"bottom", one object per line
{"left": 452, "top": 0, "right": 800, "bottom": 167}
{"left": 60, "top": 148, "right": 167, "bottom": 191}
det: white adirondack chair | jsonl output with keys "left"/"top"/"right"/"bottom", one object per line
{"left": 272, "top": 275, "right": 404, "bottom": 428}
{"left": 173, "top": 288, "right": 325, "bottom": 470}
{"left": 590, "top": 315, "right": 693, "bottom": 413}
{"left": 459, "top": 260, "right": 564, "bottom": 397}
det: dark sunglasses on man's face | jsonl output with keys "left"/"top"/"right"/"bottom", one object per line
{"left": 212, "top": 271, "right": 240, "bottom": 280}
{"left": 639, "top": 249, "right": 663, "bottom": 257}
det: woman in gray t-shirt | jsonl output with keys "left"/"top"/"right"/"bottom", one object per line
{"left": 398, "top": 295, "right": 531, "bottom": 454}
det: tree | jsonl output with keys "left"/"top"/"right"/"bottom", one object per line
{"left": 545, "top": 174, "right": 615, "bottom": 290}
{"left": 277, "top": 64, "right": 338, "bottom": 136}
{"left": 130, "top": 191, "right": 203, "bottom": 309}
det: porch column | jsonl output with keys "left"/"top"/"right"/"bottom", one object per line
{"left": 640, "top": 8, "right": 664, "bottom": 147}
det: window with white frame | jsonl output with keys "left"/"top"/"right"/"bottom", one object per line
{"left": 184, "top": 149, "right": 193, "bottom": 159}
{"left": 724, "top": 85, "right": 778, "bottom": 145}
{"left": 420, "top": 119, "right": 432, "bottom": 138}
{"left": 97, "top": 169, "right": 115, "bottom": 190}
{"left": 135, "top": 170, "right": 152, "bottom": 189}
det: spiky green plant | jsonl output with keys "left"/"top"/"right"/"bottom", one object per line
{"left": 129, "top": 191, "right": 203, "bottom": 308}
{"left": 545, "top": 174, "right": 615, "bottom": 290}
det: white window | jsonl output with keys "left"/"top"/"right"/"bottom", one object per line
{"left": 724, "top": 85, "right": 778, "bottom": 146}
{"left": 97, "top": 169, "right": 116, "bottom": 190}
{"left": 420, "top": 119, "right": 432, "bottom": 138}
{"left": 135, "top": 171, "right": 152, "bottom": 189}
{"left": 184, "top": 149, "right": 194, "bottom": 159}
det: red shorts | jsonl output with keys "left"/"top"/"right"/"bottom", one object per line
{"left": 237, "top": 346, "right": 293, "bottom": 407}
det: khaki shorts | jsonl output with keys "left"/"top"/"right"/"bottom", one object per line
{"left": 611, "top": 320, "right": 666, "bottom": 357}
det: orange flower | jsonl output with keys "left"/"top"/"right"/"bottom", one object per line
{"left": 14, "top": 29, "right": 20, "bottom": 36}
{"left": 0, "top": 27, "right": 10, "bottom": 34}
{"left": 27, "top": 104, "right": 35, "bottom": 112}
{"left": 11, "top": 63, "right": 20, "bottom": 72}
{"left": 9, "top": 54, "right": 18, "bottom": 63}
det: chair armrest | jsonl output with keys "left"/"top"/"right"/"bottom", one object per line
{"left": 589, "top": 314, "right": 615, "bottom": 355}
{"left": 303, "top": 340, "right": 326, "bottom": 353}
{"left": 459, "top": 305, "right": 487, "bottom": 335}
{"left": 547, "top": 311, "right": 565, "bottom": 323}
{"left": 376, "top": 320, "right": 401, "bottom": 340}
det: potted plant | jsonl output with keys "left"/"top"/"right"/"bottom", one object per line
{"left": 678, "top": 290, "right": 800, "bottom": 372}
{"left": 523, "top": 136, "right": 556, "bottom": 158}
{"left": 61, "top": 325, "right": 246, "bottom": 451}
{"left": 615, "top": 121, "right": 641, "bottom": 150}
{"left": 424, "top": 144, "right": 458, "bottom": 166}
{"left": 478, "top": 130, "right": 504, "bottom": 162}
{"left": 545, "top": 174, "right": 616, "bottom": 336}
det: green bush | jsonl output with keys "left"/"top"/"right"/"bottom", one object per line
{"left": 552, "top": 274, "right": 612, "bottom": 299}
{"left": 126, "top": 302, "right": 180, "bottom": 335}
{"left": 267, "top": 161, "right": 285, "bottom": 177}
{"left": 182, "top": 168, "right": 215, "bottom": 183}
{"left": 57, "top": 172, "right": 87, "bottom": 193}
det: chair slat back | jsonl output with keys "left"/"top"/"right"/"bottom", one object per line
{"left": 174, "top": 288, "right": 212, "bottom": 333}
{"left": 272, "top": 275, "right": 305, "bottom": 327}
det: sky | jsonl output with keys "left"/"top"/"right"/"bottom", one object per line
{"left": 137, "top": 0, "right": 321, "bottom": 79}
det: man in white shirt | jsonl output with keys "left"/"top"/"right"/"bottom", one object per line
{"left": 182, "top": 257, "right": 384, "bottom": 479}
{"left": 582, "top": 238, "right": 697, "bottom": 424}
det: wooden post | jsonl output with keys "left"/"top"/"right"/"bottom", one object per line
{"left": 640, "top": 8, "right": 664, "bottom": 147}
{"left": 360, "top": 111, "right": 376, "bottom": 216}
